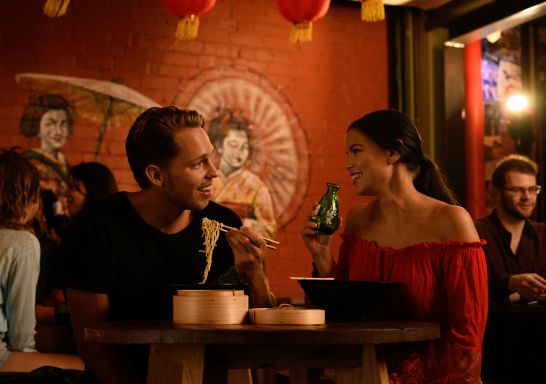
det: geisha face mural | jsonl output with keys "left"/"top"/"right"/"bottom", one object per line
{"left": 221, "top": 129, "right": 250, "bottom": 171}
{"left": 174, "top": 67, "right": 309, "bottom": 237}
{"left": 39, "top": 109, "right": 69, "bottom": 152}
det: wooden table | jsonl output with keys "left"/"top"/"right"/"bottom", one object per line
{"left": 85, "top": 321, "right": 440, "bottom": 384}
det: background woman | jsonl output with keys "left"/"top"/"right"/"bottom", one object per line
{"left": 302, "top": 109, "right": 488, "bottom": 383}
{"left": 36, "top": 162, "right": 118, "bottom": 324}
{"left": 65, "top": 162, "right": 119, "bottom": 218}
{"left": 0, "top": 148, "right": 82, "bottom": 372}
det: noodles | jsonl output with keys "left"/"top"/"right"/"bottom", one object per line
{"left": 200, "top": 217, "right": 222, "bottom": 284}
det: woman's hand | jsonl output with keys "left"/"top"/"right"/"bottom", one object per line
{"left": 301, "top": 210, "right": 334, "bottom": 277}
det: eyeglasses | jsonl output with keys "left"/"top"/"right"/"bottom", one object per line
{"left": 503, "top": 185, "right": 542, "bottom": 196}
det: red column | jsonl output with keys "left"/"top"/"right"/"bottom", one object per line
{"left": 464, "top": 40, "right": 486, "bottom": 219}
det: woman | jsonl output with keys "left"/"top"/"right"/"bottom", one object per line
{"left": 65, "top": 162, "right": 118, "bottom": 218}
{"left": 302, "top": 110, "right": 488, "bottom": 383}
{"left": 0, "top": 148, "right": 41, "bottom": 367}
{"left": 0, "top": 148, "right": 82, "bottom": 372}
{"left": 36, "top": 162, "right": 118, "bottom": 323}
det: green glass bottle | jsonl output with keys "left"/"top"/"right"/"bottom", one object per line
{"left": 313, "top": 183, "right": 341, "bottom": 235}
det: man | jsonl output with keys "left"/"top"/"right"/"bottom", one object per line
{"left": 475, "top": 154, "right": 546, "bottom": 303}
{"left": 62, "top": 107, "right": 274, "bottom": 383}
{"left": 475, "top": 154, "right": 546, "bottom": 383}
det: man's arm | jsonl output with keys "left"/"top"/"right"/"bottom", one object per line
{"left": 225, "top": 227, "right": 275, "bottom": 308}
{"left": 67, "top": 289, "right": 142, "bottom": 384}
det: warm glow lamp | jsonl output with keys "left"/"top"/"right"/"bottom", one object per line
{"left": 506, "top": 94, "right": 529, "bottom": 113}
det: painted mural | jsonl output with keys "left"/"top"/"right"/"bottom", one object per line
{"left": 207, "top": 108, "right": 277, "bottom": 238}
{"left": 175, "top": 67, "right": 309, "bottom": 237}
{"left": 16, "top": 73, "right": 160, "bottom": 230}
{"left": 18, "top": 92, "right": 75, "bottom": 231}
{"left": 15, "top": 69, "right": 309, "bottom": 239}
{"left": 19, "top": 93, "right": 73, "bottom": 197}
{"left": 16, "top": 73, "right": 160, "bottom": 160}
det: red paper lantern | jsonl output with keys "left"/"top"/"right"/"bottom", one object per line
{"left": 275, "top": 0, "right": 330, "bottom": 43}
{"left": 163, "top": 0, "right": 217, "bottom": 40}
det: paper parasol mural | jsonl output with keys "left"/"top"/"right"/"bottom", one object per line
{"left": 16, "top": 73, "right": 161, "bottom": 160}
{"left": 174, "top": 67, "right": 309, "bottom": 229}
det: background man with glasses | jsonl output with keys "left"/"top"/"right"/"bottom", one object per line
{"left": 476, "top": 154, "right": 546, "bottom": 383}
{"left": 476, "top": 154, "right": 546, "bottom": 303}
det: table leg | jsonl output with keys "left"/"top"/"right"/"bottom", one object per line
{"left": 336, "top": 345, "right": 388, "bottom": 384}
{"left": 227, "top": 369, "right": 253, "bottom": 384}
{"left": 147, "top": 344, "right": 205, "bottom": 384}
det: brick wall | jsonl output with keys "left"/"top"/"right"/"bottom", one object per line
{"left": 0, "top": 0, "right": 388, "bottom": 298}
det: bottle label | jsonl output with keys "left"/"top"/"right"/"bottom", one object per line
{"left": 323, "top": 209, "right": 337, "bottom": 225}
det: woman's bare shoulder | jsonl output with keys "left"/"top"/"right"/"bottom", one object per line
{"left": 432, "top": 203, "right": 479, "bottom": 242}
{"left": 345, "top": 201, "right": 375, "bottom": 236}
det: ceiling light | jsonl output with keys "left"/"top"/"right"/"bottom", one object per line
{"left": 485, "top": 31, "right": 502, "bottom": 44}
{"left": 444, "top": 41, "right": 465, "bottom": 48}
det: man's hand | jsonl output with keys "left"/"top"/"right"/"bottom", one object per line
{"left": 508, "top": 273, "right": 546, "bottom": 301}
{"left": 225, "top": 226, "right": 273, "bottom": 307}
{"left": 226, "top": 226, "right": 265, "bottom": 278}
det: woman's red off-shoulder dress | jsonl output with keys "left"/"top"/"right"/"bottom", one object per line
{"left": 331, "top": 236, "right": 488, "bottom": 384}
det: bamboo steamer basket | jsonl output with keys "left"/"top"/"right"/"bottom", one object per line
{"left": 173, "top": 290, "right": 249, "bottom": 324}
{"left": 249, "top": 305, "right": 325, "bottom": 325}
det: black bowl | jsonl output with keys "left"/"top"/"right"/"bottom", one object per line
{"left": 296, "top": 279, "right": 401, "bottom": 322}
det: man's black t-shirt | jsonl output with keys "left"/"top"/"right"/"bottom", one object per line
{"left": 61, "top": 192, "right": 242, "bottom": 321}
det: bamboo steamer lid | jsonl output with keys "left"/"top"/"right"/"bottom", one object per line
{"left": 173, "top": 290, "right": 249, "bottom": 324}
{"left": 249, "top": 305, "right": 325, "bottom": 325}
{"left": 176, "top": 289, "right": 244, "bottom": 297}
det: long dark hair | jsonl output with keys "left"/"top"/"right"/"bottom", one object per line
{"left": 348, "top": 109, "right": 458, "bottom": 204}
{"left": 69, "top": 162, "right": 118, "bottom": 211}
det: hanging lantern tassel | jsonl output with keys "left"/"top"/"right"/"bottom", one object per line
{"left": 175, "top": 15, "right": 200, "bottom": 40}
{"left": 289, "top": 22, "right": 313, "bottom": 43}
{"left": 361, "top": 0, "right": 385, "bottom": 22}
{"left": 43, "top": 0, "right": 70, "bottom": 17}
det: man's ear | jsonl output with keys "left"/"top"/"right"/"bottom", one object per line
{"left": 387, "top": 149, "right": 400, "bottom": 165}
{"left": 145, "top": 165, "right": 163, "bottom": 186}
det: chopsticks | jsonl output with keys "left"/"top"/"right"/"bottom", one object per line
{"left": 219, "top": 223, "right": 279, "bottom": 250}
